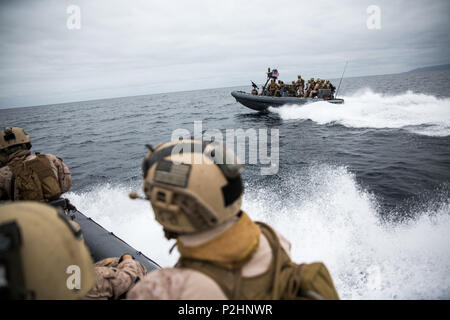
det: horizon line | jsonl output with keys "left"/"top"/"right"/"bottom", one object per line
{"left": 1, "top": 65, "right": 449, "bottom": 111}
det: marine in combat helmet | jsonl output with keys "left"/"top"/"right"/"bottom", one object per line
{"left": 296, "top": 75, "right": 305, "bottom": 90}
{"left": 0, "top": 127, "right": 72, "bottom": 202}
{"left": 268, "top": 79, "right": 279, "bottom": 96}
{"left": 127, "top": 139, "right": 339, "bottom": 300}
{"left": 0, "top": 201, "right": 95, "bottom": 299}
{"left": 0, "top": 201, "right": 146, "bottom": 300}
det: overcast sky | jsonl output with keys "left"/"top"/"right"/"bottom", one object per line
{"left": 0, "top": 0, "right": 449, "bottom": 108}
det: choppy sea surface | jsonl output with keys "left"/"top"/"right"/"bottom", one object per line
{"left": 1, "top": 69, "right": 450, "bottom": 299}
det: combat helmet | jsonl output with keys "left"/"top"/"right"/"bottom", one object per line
{"left": 0, "top": 127, "right": 31, "bottom": 153}
{"left": 142, "top": 139, "right": 244, "bottom": 238}
{"left": 0, "top": 202, "right": 95, "bottom": 299}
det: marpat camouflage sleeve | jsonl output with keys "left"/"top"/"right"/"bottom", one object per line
{"left": 45, "top": 154, "right": 73, "bottom": 193}
{"left": 86, "top": 259, "right": 147, "bottom": 300}
{"left": 0, "top": 166, "right": 12, "bottom": 200}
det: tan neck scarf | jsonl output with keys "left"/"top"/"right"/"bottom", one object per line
{"left": 177, "top": 212, "right": 261, "bottom": 269}
{"left": 8, "top": 149, "right": 31, "bottom": 163}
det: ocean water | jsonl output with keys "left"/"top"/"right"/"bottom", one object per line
{"left": 1, "top": 69, "right": 450, "bottom": 299}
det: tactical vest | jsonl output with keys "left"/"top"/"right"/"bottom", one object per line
{"left": 8, "top": 153, "right": 62, "bottom": 202}
{"left": 177, "top": 222, "right": 339, "bottom": 300}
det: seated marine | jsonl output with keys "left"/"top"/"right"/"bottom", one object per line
{"left": 0, "top": 201, "right": 147, "bottom": 300}
{"left": 305, "top": 79, "right": 315, "bottom": 98}
{"left": 127, "top": 139, "right": 340, "bottom": 300}
{"left": 277, "top": 80, "right": 287, "bottom": 97}
{"left": 310, "top": 78, "right": 322, "bottom": 98}
{"left": 0, "top": 127, "right": 72, "bottom": 202}
{"left": 86, "top": 254, "right": 147, "bottom": 300}
{"left": 289, "top": 81, "right": 297, "bottom": 97}
{"left": 325, "top": 80, "right": 336, "bottom": 94}
{"left": 0, "top": 201, "right": 95, "bottom": 299}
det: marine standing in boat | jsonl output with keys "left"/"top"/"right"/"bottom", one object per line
{"left": 296, "top": 76, "right": 304, "bottom": 90}
{"left": 296, "top": 76, "right": 305, "bottom": 97}
{"left": 268, "top": 79, "right": 279, "bottom": 96}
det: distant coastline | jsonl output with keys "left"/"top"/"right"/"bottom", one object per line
{"left": 406, "top": 64, "right": 450, "bottom": 73}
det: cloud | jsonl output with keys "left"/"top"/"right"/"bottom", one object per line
{"left": 0, "top": 0, "right": 449, "bottom": 108}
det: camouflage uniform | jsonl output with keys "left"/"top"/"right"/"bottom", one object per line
{"left": 295, "top": 76, "right": 305, "bottom": 96}
{"left": 268, "top": 80, "right": 279, "bottom": 96}
{"left": 86, "top": 257, "right": 147, "bottom": 300}
{"left": 305, "top": 80, "right": 314, "bottom": 98}
{"left": 130, "top": 139, "right": 339, "bottom": 300}
{"left": 0, "top": 149, "right": 72, "bottom": 200}
{"left": 289, "top": 81, "right": 297, "bottom": 97}
{"left": 127, "top": 218, "right": 292, "bottom": 300}
{"left": 277, "top": 81, "right": 285, "bottom": 97}
{"left": 309, "top": 78, "right": 322, "bottom": 98}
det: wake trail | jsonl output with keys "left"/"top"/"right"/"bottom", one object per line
{"left": 67, "top": 165, "right": 450, "bottom": 299}
{"left": 271, "top": 89, "right": 450, "bottom": 137}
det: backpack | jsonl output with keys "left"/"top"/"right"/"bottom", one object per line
{"left": 177, "top": 221, "right": 339, "bottom": 300}
{"left": 8, "top": 153, "right": 62, "bottom": 201}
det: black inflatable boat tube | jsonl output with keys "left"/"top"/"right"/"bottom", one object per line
{"left": 68, "top": 209, "right": 160, "bottom": 272}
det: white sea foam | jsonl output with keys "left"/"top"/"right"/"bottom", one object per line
{"left": 68, "top": 185, "right": 180, "bottom": 267}
{"left": 271, "top": 89, "right": 450, "bottom": 137}
{"left": 67, "top": 165, "right": 450, "bottom": 299}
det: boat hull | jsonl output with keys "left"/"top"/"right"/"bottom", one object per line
{"left": 68, "top": 208, "right": 160, "bottom": 271}
{"left": 231, "top": 91, "right": 344, "bottom": 111}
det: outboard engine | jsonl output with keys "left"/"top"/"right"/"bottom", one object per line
{"left": 318, "top": 89, "right": 332, "bottom": 99}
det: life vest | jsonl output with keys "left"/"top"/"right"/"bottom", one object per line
{"left": 269, "top": 82, "right": 278, "bottom": 91}
{"left": 8, "top": 153, "right": 62, "bottom": 201}
{"left": 177, "top": 221, "right": 339, "bottom": 300}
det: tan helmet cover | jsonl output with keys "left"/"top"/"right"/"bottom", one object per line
{"left": 0, "top": 202, "right": 95, "bottom": 299}
{"left": 142, "top": 139, "right": 244, "bottom": 235}
{"left": 0, "top": 127, "right": 31, "bottom": 151}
